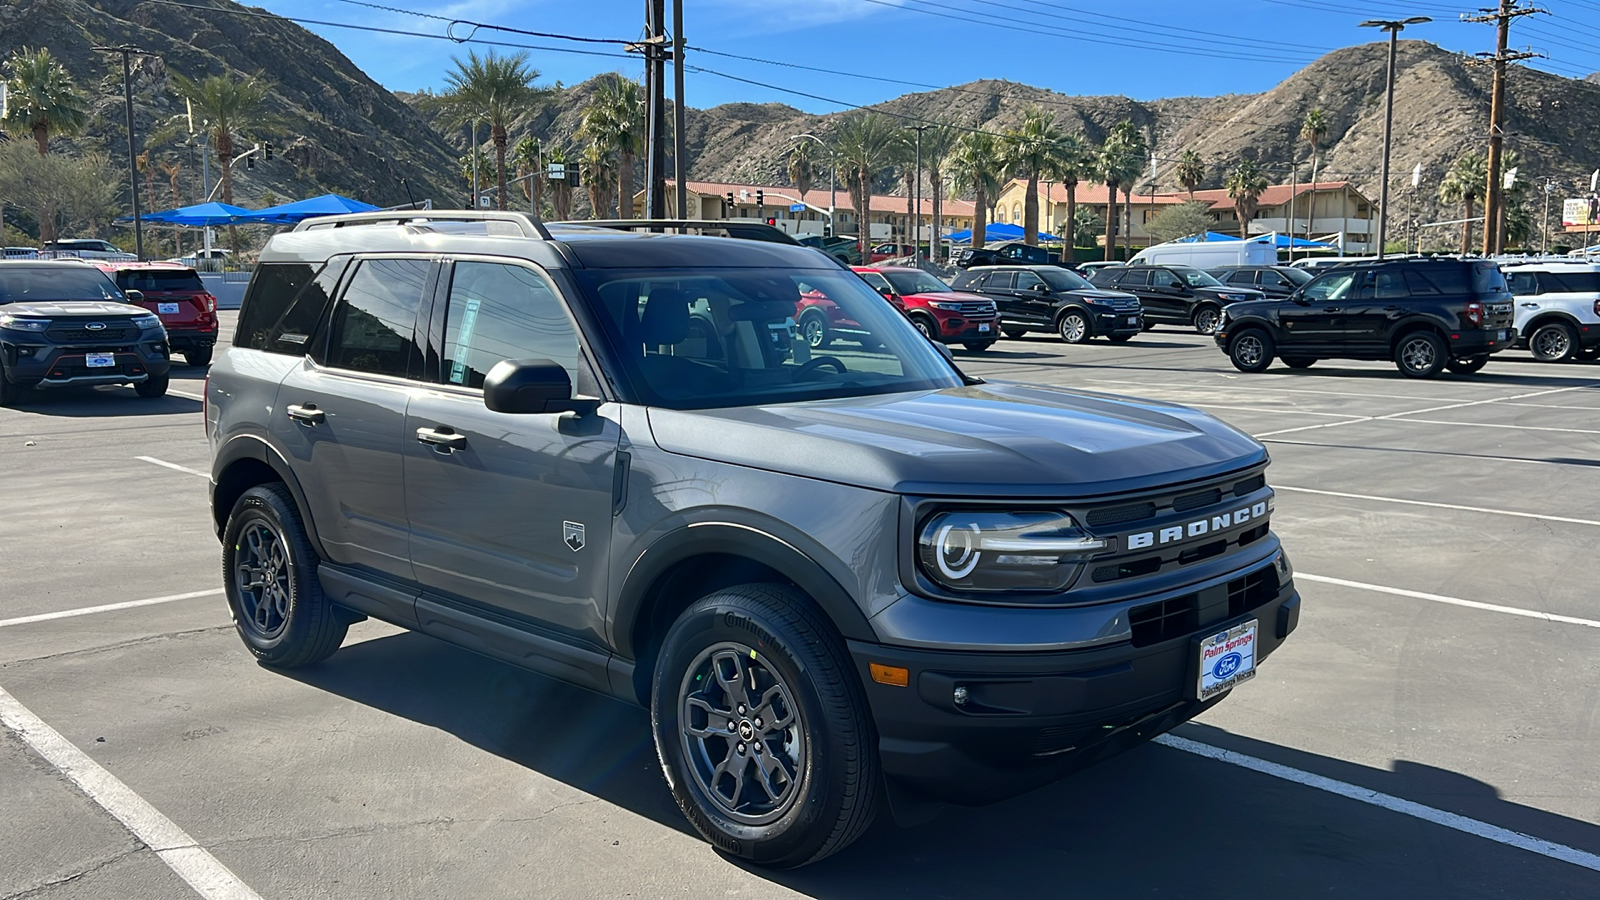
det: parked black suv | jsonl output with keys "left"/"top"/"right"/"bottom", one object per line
{"left": 1088, "top": 264, "right": 1264, "bottom": 333}
{"left": 207, "top": 211, "right": 1298, "bottom": 867}
{"left": 1207, "top": 265, "right": 1313, "bottom": 300}
{"left": 0, "top": 261, "right": 171, "bottom": 405}
{"left": 951, "top": 264, "right": 1144, "bottom": 343}
{"left": 953, "top": 240, "right": 1070, "bottom": 269}
{"left": 1215, "top": 257, "right": 1516, "bottom": 378}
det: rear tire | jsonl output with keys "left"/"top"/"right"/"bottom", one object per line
{"left": 1193, "top": 305, "right": 1223, "bottom": 334}
{"left": 962, "top": 340, "right": 995, "bottom": 352}
{"left": 0, "top": 364, "right": 20, "bottom": 408}
{"left": 222, "top": 483, "right": 347, "bottom": 668}
{"left": 1056, "top": 310, "right": 1091, "bottom": 344}
{"left": 1577, "top": 346, "right": 1600, "bottom": 362}
{"left": 651, "top": 583, "right": 879, "bottom": 868}
{"left": 184, "top": 346, "right": 213, "bottom": 367}
{"left": 134, "top": 374, "right": 169, "bottom": 398}
{"left": 1228, "top": 329, "right": 1274, "bottom": 373}
{"left": 1394, "top": 331, "right": 1447, "bottom": 379}
{"left": 1445, "top": 355, "right": 1488, "bottom": 374}
{"left": 1528, "top": 321, "right": 1577, "bottom": 362}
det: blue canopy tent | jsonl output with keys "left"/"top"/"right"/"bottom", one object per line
{"left": 1172, "top": 231, "right": 1332, "bottom": 249}
{"left": 1174, "top": 231, "right": 1244, "bottom": 243}
{"left": 242, "top": 194, "right": 381, "bottom": 225}
{"left": 946, "top": 222, "right": 1060, "bottom": 243}
{"left": 120, "top": 201, "right": 256, "bottom": 227}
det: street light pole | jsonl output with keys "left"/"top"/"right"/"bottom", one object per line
{"left": 912, "top": 124, "right": 927, "bottom": 257}
{"left": 1358, "top": 17, "right": 1429, "bottom": 260}
{"left": 95, "top": 45, "right": 150, "bottom": 260}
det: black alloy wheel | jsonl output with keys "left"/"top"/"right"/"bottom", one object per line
{"left": 1529, "top": 322, "right": 1577, "bottom": 362}
{"left": 222, "top": 483, "right": 347, "bottom": 667}
{"left": 1394, "top": 331, "right": 1448, "bottom": 379}
{"left": 1057, "top": 310, "right": 1091, "bottom": 344}
{"left": 1228, "top": 329, "right": 1275, "bottom": 373}
{"left": 1445, "top": 355, "right": 1489, "bottom": 374}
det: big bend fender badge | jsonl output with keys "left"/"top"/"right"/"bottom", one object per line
{"left": 563, "top": 521, "right": 586, "bottom": 552}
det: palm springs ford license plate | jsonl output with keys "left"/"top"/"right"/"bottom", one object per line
{"left": 1197, "top": 620, "right": 1257, "bottom": 700}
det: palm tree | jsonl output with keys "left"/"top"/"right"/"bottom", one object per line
{"left": 1301, "top": 108, "right": 1328, "bottom": 241}
{"left": 170, "top": 72, "right": 271, "bottom": 249}
{"left": 1045, "top": 132, "right": 1091, "bottom": 262}
{"left": 831, "top": 112, "right": 899, "bottom": 258}
{"left": 579, "top": 74, "right": 644, "bottom": 218}
{"left": 1225, "top": 159, "right": 1270, "bottom": 239}
{"left": 582, "top": 141, "right": 616, "bottom": 218}
{"left": 788, "top": 139, "right": 816, "bottom": 200}
{"left": 998, "top": 109, "right": 1069, "bottom": 246}
{"left": 948, "top": 130, "right": 1003, "bottom": 250}
{"left": 459, "top": 146, "right": 490, "bottom": 195}
{"left": 444, "top": 50, "right": 544, "bottom": 212}
{"left": 1439, "top": 152, "right": 1487, "bottom": 254}
{"left": 1176, "top": 149, "right": 1205, "bottom": 201}
{"left": 1095, "top": 122, "right": 1145, "bottom": 260}
{"left": 2, "top": 47, "right": 88, "bottom": 156}
{"left": 513, "top": 136, "right": 543, "bottom": 216}
{"left": 158, "top": 156, "right": 183, "bottom": 253}
{"left": 919, "top": 121, "right": 958, "bottom": 263}
{"left": 546, "top": 145, "right": 575, "bottom": 220}
{"left": 1111, "top": 123, "right": 1149, "bottom": 258}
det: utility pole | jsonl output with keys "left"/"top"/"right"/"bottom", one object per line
{"left": 1465, "top": 1, "right": 1542, "bottom": 255}
{"left": 638, "top": 0, "right": 669, "bottom": 220}
{"left": 1358, "top": 17, "right": 1429, "bottom": 260}
{"left": 672, "top": 0, "right": 687, "bottom": 220}
{"left": 96, "top": 46, "right": 150, "bottom": 260}
{"left": 911, "top": 124, "right": 927, "bottom": 257}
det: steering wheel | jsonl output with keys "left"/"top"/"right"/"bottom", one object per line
{"left": 795, "top": 356, "right": 847, "bottom": 378}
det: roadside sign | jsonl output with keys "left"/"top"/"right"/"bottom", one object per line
{"left": 789, "top": 204, "right": 805, "bottom": 212}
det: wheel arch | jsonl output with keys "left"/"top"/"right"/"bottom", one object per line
{"left": 1388, "top": 319, "right": 1449, "bottom": 350}
{"left": 211, "top": 435, "right": 325, "bottom": 556}
{"left": 614, "top": 523, "right": 876, "bottom": 706}
{"left": 1523, "top": 311, "right": 1583, "bottom": 336}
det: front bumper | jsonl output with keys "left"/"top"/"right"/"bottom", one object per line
{"left": 1094, "top": 308, "right": 1144, "bottom": 336}
{"left": 2, "top": 339, "right": 171, "bottom": 388}
{"left": 936, "top": 315, "right": 999, "bottom": 341}
{"left": 851, "top": 579, "right": 1300, "bottom": 805}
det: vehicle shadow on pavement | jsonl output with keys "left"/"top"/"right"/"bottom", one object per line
{"left": 6, "top": 390, "right": 202, "bottom": 417}
{"left": 287, "top": 632, "right": 1600, "bottom": 897}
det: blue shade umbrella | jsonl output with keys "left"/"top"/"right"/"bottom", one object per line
{"left": 1174, "top": 232, "right": 1245, "bottom": 242}
{"left": 242, "top": 193, "right": 382, "bottom": 225}
{"left": 946, "top": 222, "right": 1061, "bottom": 243}
{"left": 120, "top": 202, "right": 256, "bottom": 227}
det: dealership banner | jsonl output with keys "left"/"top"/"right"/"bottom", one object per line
{"left": 1563, "top": 197, "right": 1600, "bottom": 227}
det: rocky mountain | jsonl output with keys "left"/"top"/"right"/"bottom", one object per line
{"left": 0, "top": 0, "right": 457, "bottom": 220}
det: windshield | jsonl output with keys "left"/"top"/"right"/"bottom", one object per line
{"left": 1283, "top": 267, "right": 1314, "bottom": 285}
{"left": 0, "top": 267, "right": 124, "bottom": 304}
{"left": 1177, "top": 268, "right": 1223, "bottom": 287}
{"left": 1039, "top": 269, "right": 1094, "bottom": 291}
{"left": 884, "top": 270, "right": 951, "bottom": 294}
{"left": 574, "top": 267, "right": 963, "bottom": 410}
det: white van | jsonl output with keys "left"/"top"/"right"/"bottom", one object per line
{"left": 1131, "top": 238, "right": 1277, "bottom": 268}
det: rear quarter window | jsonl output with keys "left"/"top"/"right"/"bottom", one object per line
{"left": 235, "top": 261, "right": 347, "bottom": 354}
{"left": 1471, "top": 262, "right": 1509, "bottom": 295}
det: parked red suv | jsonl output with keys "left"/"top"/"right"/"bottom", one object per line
{"left": 852, "top": 265, "right": 998, "bottom": 350}
{"left": 97, "top": 262, "right": 219, "bottom": 366}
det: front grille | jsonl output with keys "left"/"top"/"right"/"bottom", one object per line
{"left": 1228, "top": 567, "right": 1280, "bottom": 618}
{"left": 1172, "top": 488, "right": 1221, "bottom": 512}
{"left": 1128, "top": 564, "right": 1281, "bottom": 648}
{"left": 949, "top": 302, "right": 996, "bottom": 316}
{"left": 48, "top": 323, "right": 138, "bottom": 343}
{"left": 1086, "top": 502, "right": 1155, "bottom": 527}
{"left": 1232, "top": 475, "right": 1265, "bottom": 496}
{"left": 1092, "top": 557, "right": 1161, "bottom": 583}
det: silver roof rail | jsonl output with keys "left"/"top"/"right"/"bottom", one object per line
{"left": 292, "top": 210, "right": 552, "bottom": 240}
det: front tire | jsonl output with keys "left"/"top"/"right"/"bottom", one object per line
{"left": 798, "top": 311, "right": 831, "bottom": 350}
{"left": 1394, "top": 331, "right": 1447, "bottom": 379}
{"left": 1057, "top": 310, "right": 1091, "bottom": 344}
{"left": 651, "top": 584, "right": 879, "bottom": 868}
{"left": 1193, "top": 305, "right": 1223, "bottom": 334}
{"left": 910, "top": 314, "right": 938, "bottom": 341}
{"left": 222, "top": 483, "right": 347, "bottom": 668}
{"left": 1446, "top": 355, "right": 1488, "bottom": 374}
{"left": 1228, "top": 329, "right": 1275, "bottom": 373}
{"left": 134, "top": 374, "right": 169, "bottom": 398}
{"left": 1108, "top": 333, "right": 1134, "bottom": 343}
{"left": 1528, "top": 322, "right": 1577, "bottom": 362}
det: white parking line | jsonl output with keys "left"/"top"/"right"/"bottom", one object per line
{"left": 1389, "top": 418, "right": 1600, "bottom": 436}
{"left": 168, "top": 388, "right": 205, "bottom": 401}
{"left": 0, "top": 687, "right": 265, "bottom": 900}
{"left": 1297, "top": 573, "right": 1600, "bottom": 629}
{"left": 1276, "top": 486, "right": 1600, "bottom": 528}
{"left": 136, "top": 455, "right": 208, "bottom": 478}
{"left": 1256, "top": 382, "right": 1600, "bottom": 438}
{"left": 1155, "top": 734, "right": 1600, "bottom": 874}
{"left": 0, "top": 589, "right": 223, "bottom": 629}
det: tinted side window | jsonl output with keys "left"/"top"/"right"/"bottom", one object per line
{"left": 1116, "top": 269, "right": 1150, "bottom": 287}
{"left": 1505, "top": 271, "right": 1539, "bottom": 295}
{"left": 1544, "top": 272, "right": 1600, "bottom": 293}
{"left": 442, "top": 262, "right": 579, "bottom": 388}
{"left": 1472, "top": 262, "right": 1509, "bottom": 295}
{"left": 859, "top": 271, "right": 892, "bottom": 293}
{"left": 1014, "top": 271, "right": 1045, "bottom": 291}
{"left": 1151, "top": 269, "right": 1182, "bottom": 289}
{"left": 324, "top": 258, "right": 430, "bottom": 377}
{"left": 1422, "top": 264, "right": 1471, "bottom": 295}
{"left": 1302, "top": 270, "right": 1358, "bottom": 302}
{"left": 1373, "top": 269, "right": 1409, "bottom": 300}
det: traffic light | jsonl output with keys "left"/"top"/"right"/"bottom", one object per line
{"left": 755, "top": 189, "right": 764, "bottom": 210}
{"left": 765, "top": 217, "right": 776, "bottom": 226}
{"left": 725, "top": 191, "right": 735, "bottom": 211}
{"left": 263, "top": 142, "right": 273, "bottom": 161}
{"left": 246, "top": 144, "right": 257, "bottom": 169}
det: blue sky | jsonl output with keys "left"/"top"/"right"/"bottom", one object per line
{"left": 259, "top": 0, "right": 1600, "bottom": 109}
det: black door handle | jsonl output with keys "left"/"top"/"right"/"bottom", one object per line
{"left": 1322, "top": 307, "right": 1341, "bottom": 313}
{"left": 416, "top": 427, "right": 467, "bottom": 452}
{"left": 286, "top": 403, "right": 325, "bottom": 424}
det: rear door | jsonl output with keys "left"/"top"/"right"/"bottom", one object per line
{"left": 272, "top": 256, "right": 434, "bottom": 582}
{"left": 403, "top": 258, "right": 621, "bottom": 648}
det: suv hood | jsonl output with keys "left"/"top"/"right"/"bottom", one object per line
{"left": 0, "top": 300, "right": 141, "bottom": 317}
{"left": 1206, "top": 286, "right": 1266, "bottom": 302}
{"left": 905, "top": 290, "right": 993, "bottom": 304}
{"left": 1067, "top": 288, "right": 1140, "bottom": 304}
{"left": 647, "top": 382, "right": 1266, "bottom": 497}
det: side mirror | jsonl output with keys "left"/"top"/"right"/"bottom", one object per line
{"left": 877, "top": 286, "right": 895, "bottom": 299}
{"left": 124, "top": 289, "right": 144, "bottom": 302}
{"left": 1291, "top": 293, "right": 1311, "bottom": 305}
{"left": 932, "top": 339, "right": 955, "bottom": 362}
{"left": 1034, "top": 282, "right": 1051, "bottom": 293}
{"left": 483, "top": 359, "right": 596, "bottom": 415}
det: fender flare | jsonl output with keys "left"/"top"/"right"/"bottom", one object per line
{"left": 1522, "top": 310, "right": 1584, "bottom": 335}
{"left": 610, "top": 521, "right": 876, "bottom": 661}
{"left": 211, "top": 434, "right": 327, "bottom": 557}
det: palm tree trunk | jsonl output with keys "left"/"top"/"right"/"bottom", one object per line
{"left": 1063, "top": 182, "right": 1078, "bottom": 264}
{"left": 492, "top": 123, "right": 509, "bottom": 211}
{"left": 971, "top": 183, "right": 986, "bottom": 250}
{"left": 1123, "top": 186, "right": 1134, "bottom": 258}
{"left": 1024, "top": 172, "right": 1040, "bottom": 246}
{"left": 930, "top": 165, "right": 943, "bottom": 263}
{"left": 1105, "top": 181, "right": 1118, "bottom": 261}
{"left": 618, "top": 151, "right": 635, "bottom": 219}
{"left": 1307, "top": 151, "right": 1319, "bottom": 245}
{"left": 1461, "top": 198, "right": 1475, "bottom": 255}
{"left": 904, "top": 170, "right": 915, "bottom": 251}
{"left": 217, "top": 130, "right": 237, "bottom": 252}
{"left": 32, "top": 124, "right": 49, "bottom": 156}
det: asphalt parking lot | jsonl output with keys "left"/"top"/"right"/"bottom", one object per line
{"left": 3, "top": 314, "right": 1599, "bottom": 898}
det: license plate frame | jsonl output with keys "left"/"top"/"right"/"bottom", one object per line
{"left": 85, "top": 352, "right": 116, "bottom": 368}
{"left": 1194, "top": 619, "right": 1258, "bottom": 701}
{"left": 1127, "top": 316, "right": 1139, "bottom": 325}
{"left": 977, "top": 323, "right": 991, "bottom": 333}
{"left": 158, "top": 302, "right": 181, "bottom": 315}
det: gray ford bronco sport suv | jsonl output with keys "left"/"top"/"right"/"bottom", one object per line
{"left": 207, "top": 212, "right": 1300, "bottom": 867}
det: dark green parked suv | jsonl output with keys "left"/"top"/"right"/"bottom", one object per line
{"left": 207, "top": 211, "right": 1300, "bottom": 867}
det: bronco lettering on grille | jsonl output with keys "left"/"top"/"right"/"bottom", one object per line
{"left": 1124, "top": 500, "right": 1270, "bottom": 550}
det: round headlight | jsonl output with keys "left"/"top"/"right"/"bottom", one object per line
{"left": 917, "top": 510, "right": 1108, "bottom": 594}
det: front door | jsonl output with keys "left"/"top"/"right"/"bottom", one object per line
{"left": 404, "top": 259, "right": 620, "bottom": 647}
{"left": 1279, "top": 268, "right": 1360, "bottom": 353}
{"left": 1146, "top": 268, "right": 1190, "bottom": 323}
{"left": 272, "top": 256, "right": 434, "bottom": 583}
{"left": 1011, "top": 269, "right": 1054, "bottom": 326}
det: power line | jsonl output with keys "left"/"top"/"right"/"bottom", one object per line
{"left": 324, "top": 0, "right": 634, "bottom": 45}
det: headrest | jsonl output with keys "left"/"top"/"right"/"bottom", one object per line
{"left": 640, "top": 287, "right": 691, "bottom": 346}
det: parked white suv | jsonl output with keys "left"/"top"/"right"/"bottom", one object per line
{"left": 1502, "top": 262, "right": 1600, "bottom": 362}
{"left": 40, "top": 239, "right": 138, "bottom": 261}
